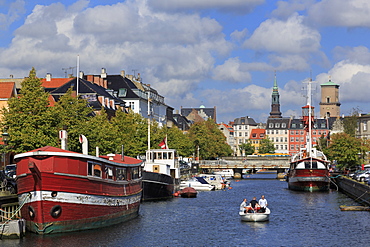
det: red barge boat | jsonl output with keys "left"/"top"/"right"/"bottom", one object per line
{"left": 14, "top": 136, "right": 142, "bottom": 234}
{"left": 287, "top": 81, "right": 330, "bottom": 192}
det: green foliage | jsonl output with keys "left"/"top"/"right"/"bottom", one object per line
{"left": 259, "top": 137, "right": 275, "bottom": 154}
{"left": 324, "top": 133, "right": 370, "bottom": 170}
{"left": 188, "top": 119, "right": 232, "bottom": 159}
{"left": 239, "top": 142, "right": 254, "bottom": 155}
{"left": 343, "top": 108, "right": 360, "bottom": 137}
{"left": 1, "top": 68, "right": 59, "bottom": 153}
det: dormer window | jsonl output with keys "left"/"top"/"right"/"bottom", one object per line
{"left": 119, "top": 88, "right": 127, "bottom": 97}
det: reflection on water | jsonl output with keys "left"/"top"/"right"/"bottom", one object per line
{"left": 2, "top": 175, "right": 369, "bottom": 246}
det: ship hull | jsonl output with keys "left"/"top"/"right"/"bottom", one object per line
{"left": 142, "top": 171, "right": 174, "bottom": 201}
{"left": 15, "top": 146, "right": 142, "bottom": 234}
{"left": 287, "top": 169, "right": 330, "bottom": 192}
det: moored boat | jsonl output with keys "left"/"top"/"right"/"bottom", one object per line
{"left": 142, "top": 149, "right": 179, "bottom": 201}
{"left": 180, "top": 177, "right": 215, "bottom": 191}
{"left": 198, "top": 174, "right": 230, "bottom": 190}
{"left": 180, "top": 187, "right": 197, "bottom": 198}
{"left": 239, "top": 208, "right": 270, "bottom": 222}
{"left": 286, "top": 81, "right": 330, "bottom": 192}
{"left": 14, "top": 134, "right": 142, "bottom": 234}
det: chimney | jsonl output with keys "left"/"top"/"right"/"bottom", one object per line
{"left": 46, "top": 73, "right": 52, "bottom": 81}
{"left": 121, "top": 70, "right": 125, "bottom": 78}
{"left": 87, "top": 75, "right": 93, "bottom": 82}
{"left": 9, "top": 75, "right": 13, "bottom": 78}
{"left": 79, "top": 71, "right": 84, "bottom": 79}
{"left": 101, "top": 68, "right": 107, "bottom": 78}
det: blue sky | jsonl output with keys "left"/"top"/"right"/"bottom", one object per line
{"left": 1, "top": 0, "right": 370, "bottom": 123}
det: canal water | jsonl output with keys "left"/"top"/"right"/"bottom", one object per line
{"left": 2, "top": 173, "right": 370, "bottom": 247}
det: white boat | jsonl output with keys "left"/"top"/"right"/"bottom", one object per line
{"left": 239, "top": 208, "right": 270, "bottom": 222}
{"left": 213, "top": 169, "right": 234, "bottom": 178}
{"left": 180, "top": 177, "right": 215, "bottom": 191}
{"left": 198, "top": 174, "right": 230, "bottom": 190}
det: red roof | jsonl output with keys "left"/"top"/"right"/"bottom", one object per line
{"left": 0, "top": 82, "right": 15, "bottom": 98}
{"left": 249, "top": 129, "right": 265, "bottom": 140}
{"left": 41, "top": 78, "right": 71, "bottom": 88}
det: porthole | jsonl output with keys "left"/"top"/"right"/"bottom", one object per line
{"left": 50, "top": 205, "right": 62, "bottom": 218}
{"left": 28, "top": 206, "right": 35, "bottom": 220}
{"left": 51, "top": 191, "right": 58, "bottom": 197}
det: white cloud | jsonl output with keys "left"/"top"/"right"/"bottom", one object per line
{"left": 244, "top": 13, "right": 321, "bottom": 54}
{"left": 271, "top": 0, "right": 315, "bottom": 20}
{"left": 0, "top": 0, "right": 25, "bottom": 30}
{"left": 147, "top": 0, "right": 265, "bottom": 15}
{"left": 308, "top": 0, "right": 370, "bottom": 27}
{"left": 212, "top": 58, "right": 252, "bottom": 83}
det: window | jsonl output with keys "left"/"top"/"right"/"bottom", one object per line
{"left": 292, "top": 123, "right": 296, "bottom": 128}
{"left": 318, "top": 131, "right": 321, "bottom": 135}
{"left": 285, "top": 130, "right": 287, "bottom": 134}
{"left": 129, "top": 102, "right": 134, "bottom": 110}
{"left": 300, "top": 131, "right": 303, "bottom": 135}
{"left": 282, "top": 123, "right": 286, "bottom": 128}
{"left": 267, "top": 130, "right": 270, "bottom": 135}
{"left": 290, "top": 131, "right": 294, "bottom": 135}
{"left": 245, "top": 132, "right": 248, "bottom": 136}
{"left": 291, "top": 137, "right": 294, "bottom": 142}
{"left": 275, "top": 123, "right": 280, "bottom": 128}
{"left": 131, "top": 167, "right": 140, "bottom": 179}
{"left": 285, "top": 137, "right": 287, "bottom": 142}
{"left": 300, "top": 137, "right": 304, "bottom": 142}
{"left": 239, "top": 132, "right": 242, "bottom": 137}
{"left": 313, "top": 131, "right": 316, "bottom": 135}
{"left": 291, "top": 145, "right": 295, "bottom": 150}
{"left": 118, "top": 88, "right": 127, "bottom": 97}
{"left": 88, "top": 162, "right": 102, "bottom": 178}
{"left": 296, "top": 145, "right": 299, "bottom": 150}
{"left": 117, "top": 168, "right": 126, "bottom": 180}
{"left": 269, "top": 123, "right": 273, "bottom": 128}
{"left": 239, "top": 126, "right": 242, "bottom": 130}
{"left": 364, "top": 121, "right": 367, "bottom": 131}
{"left": 280, "top": 137, "right": 283, "bottom": 142}
{"left": 321, "top": 123, "right": 326, "bottom": 128}
{"left": 295, "top": 131, "right": 299, "bottom": 135}
{"left": 295, "top": 137, "right": 299, "bottom": 142}
{"left": 280, "top": 145, "right": 283, "bottom": 150}
{"left": 104, "top": 166, "right": 114, "bottom": 180}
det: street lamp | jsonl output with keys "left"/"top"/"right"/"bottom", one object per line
{"left": 2, "top": 126, "right": 9, "bottom": 169}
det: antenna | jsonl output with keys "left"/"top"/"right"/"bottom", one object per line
{"left": 132, "top": 69, "right": 138, "bottom": 78}
{"left": 62, "top": 66, "right": 77, "bottom": 78}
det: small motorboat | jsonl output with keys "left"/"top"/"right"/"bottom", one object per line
{"left": 180, "top": 187, "right": 197, "bottom": 198}
{"left": 239, "top": 208, "right": 270, "bottom": 222}
{"left": 180, "top": 177, "right": 215, "bottom": 191}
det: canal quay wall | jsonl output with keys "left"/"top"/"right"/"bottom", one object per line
{"left": 333, "top": 175, "right": 370, "bottom": 206}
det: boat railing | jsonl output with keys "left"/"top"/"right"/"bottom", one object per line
{"left": 0, "top": 202, "right": 21, "bottom": 222}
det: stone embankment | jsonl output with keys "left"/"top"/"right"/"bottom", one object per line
{"left": 332, "top": 175, "right": 370, "bottom": 206}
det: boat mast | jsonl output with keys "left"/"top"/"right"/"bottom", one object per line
{"left": 147, "top": 92, "right": 150, "bottom": 152}
{"left": 307, "top": 78, "right": 312, "bottom": 156}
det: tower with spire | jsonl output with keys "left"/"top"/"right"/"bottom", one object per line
{"left": 269, "top": 72, "right": 282, "bottom": 118}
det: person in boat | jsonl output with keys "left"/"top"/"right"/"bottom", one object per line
{"left": 258, "top": 195, "right": 268, "bottom": 213}
{"left": 240, "top": 198, "right": 248, "bottom": 213}
{"left": 247, "top": 197, "right": 260, "bottom": 213}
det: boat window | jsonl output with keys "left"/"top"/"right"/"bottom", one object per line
{"left": 168, "top": 152, "right": 173, "bottom": 159}
{"left": 157, "top": 152, "right": 162, "bottom": 159}
{"left": 117, "top": 168, "right": 126, "bottom": 180}
{"left": 87, "top": 162, "right": 102, "bottom": 178}
{"left": 131, "top": 167, "right": 139, "bottom": 179}
{"left": 153, "top": 152, "right": 157, "bottom": 160}
{"left": 312, "top": 162, "right": 318, "bottom": 169}
{"left": 304, "top": 162, "right": 310, "bottom": 169}
{"left": 105, "top": 166, "right": 114, "bottom": 180}
{"left": 163, "top": 152, "right": 168, "bottom": 159}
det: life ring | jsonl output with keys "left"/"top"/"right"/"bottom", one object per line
{"left": 50, "top": 205, "right": 62, "bottom": 218}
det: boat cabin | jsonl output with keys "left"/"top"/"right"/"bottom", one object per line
{"left": 144, "top": 149, "right": 180, "bottom": 180}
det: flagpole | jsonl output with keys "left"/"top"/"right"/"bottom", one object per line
{"left": 147, "top": 90, "right": 150, "bottom": 151}
{"left": 76, "top": 55, "right": 80, "bottom": 96}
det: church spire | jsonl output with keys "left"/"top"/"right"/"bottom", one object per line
{"left": 269, "top": 71, "right": 282, "bottom": 118}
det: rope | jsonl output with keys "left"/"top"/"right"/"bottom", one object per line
{"left": 0, "top": 193, "right": 31, "bottom": 229}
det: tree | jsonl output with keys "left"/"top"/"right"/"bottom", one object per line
{"left": 188, "top": 119, "right": 232, "bottom": 159}
{"left": 1, "top": 68, "right": 59, "bottom": 153}
{"left": 239, "top": 142, "right": 254, "bottom": 156}
{"left": 50, "top": 88, "right": 94, "bottom": 152}
{"left": 343, "top": 108, "right": 360, "bottom": 137}
{"left": 259, "top": 137, "right": 275, "bottom": 154}
{"left": 324, "top": 133, "right": 370, "bottom": 170}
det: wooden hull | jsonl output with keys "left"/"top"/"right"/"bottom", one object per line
{"left": 239, "top": 208, "right": 270, "bottom": 222}
{"left": 287, "top": 169, "right": 330, "bottom": 192}
{"left": 180, "top": 187, "right": 197, "bottom": 198}
{"left": 142, "top": 171, "right": 174, "bottom": 201}
{"left": 15, "top": 146, "right": 143, "bottom": 234}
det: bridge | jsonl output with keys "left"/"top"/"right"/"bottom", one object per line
{"left": 198, "top": 156, "right": 290, "bottom": 175}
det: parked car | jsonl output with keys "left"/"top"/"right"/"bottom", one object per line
{"left": 356, "top": 170, "right": 370, "bottom": 182}
{"left": 348, "top": 170, "right": 362, "bottom": 179}
{"left": 0, "top": 170, "right": 17, "bottom": 194}
{"left": 5, "top": 164, "right": 16, "bottom": 178}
